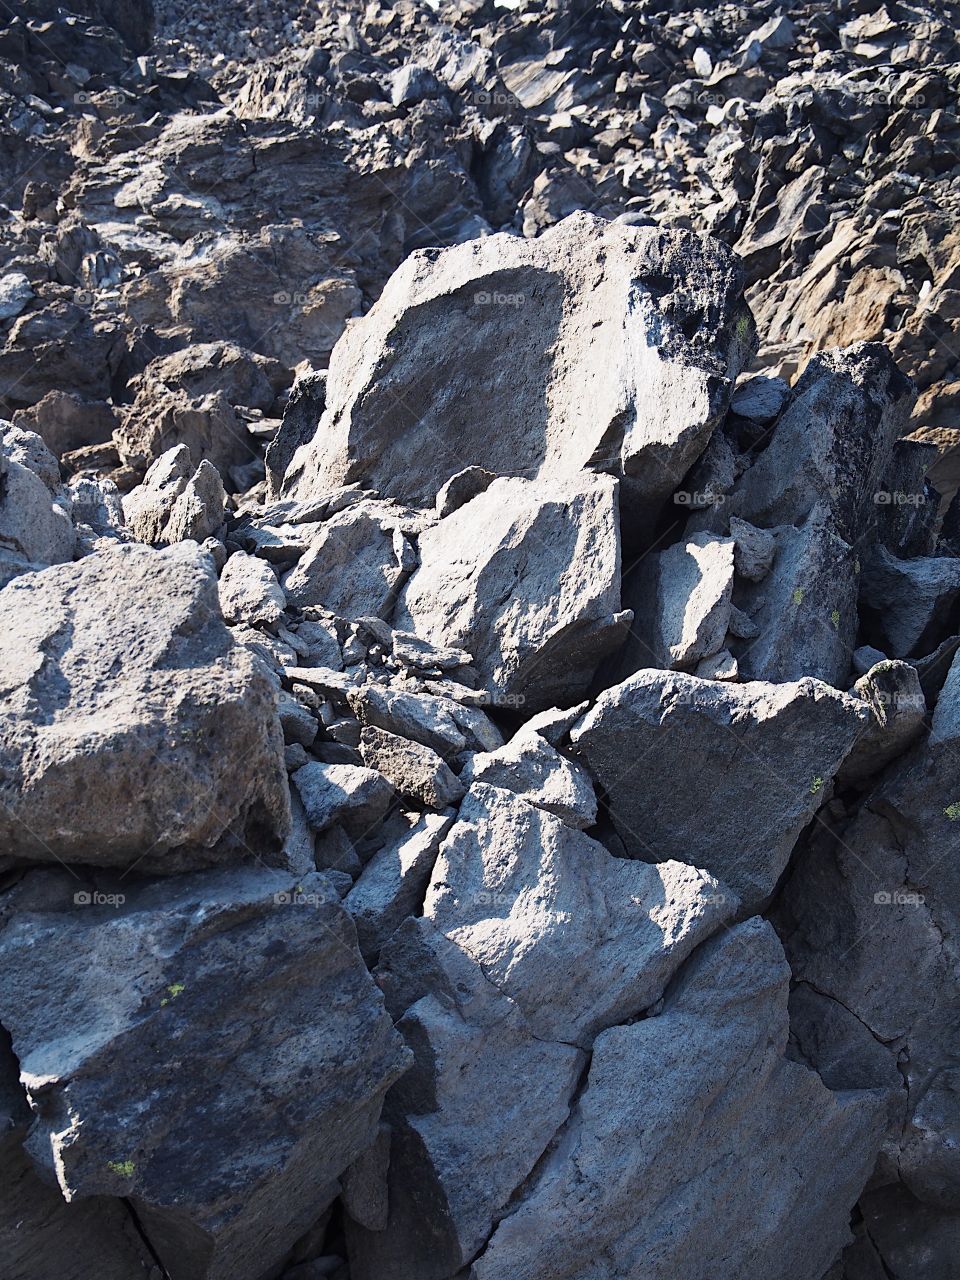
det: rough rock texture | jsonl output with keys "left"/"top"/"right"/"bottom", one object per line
{"left": 396, "top": 472, "right": 629, "bottom": 711}
{"left": 281, "top": 211, "right": 755, "bottom": 518}
{"left": 0, "top": 542, "right": 289, "bottom": 869}
{"left": 571, "top": 670, "right": 871, "bottom": 911}
{"left": 3, "top": 1, "right": 960, "bottom": 1271}
{"left": 0, "top": 867, "right": 408, "bottom": 1280}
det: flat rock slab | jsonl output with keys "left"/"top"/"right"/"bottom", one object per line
{"left": 396, "top": 472, "right": 629, "bottom": 712}
{"left": 0, "top": 542, "right": 289, "bottom": 870}
{"left": 280, "top": 210, "right": 754, "bottom": 519}
{"left": 0, "top": 866, "right": 409, "bottom": 1280}
{"left": 571, "top": 669, "right": 870, "bottom": 911}
{"left": 472, "top": 919, "right": 885, "bottom": 1280}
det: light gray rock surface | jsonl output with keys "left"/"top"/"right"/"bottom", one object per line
{"left": 281, "top": 211, "right": 755, "bottom": 518}
{"left": 396, "top": 472, "right": 629, "bottom": 711}
{"left": 217, "top": 549, "right": 286, "bottom": 625}
{"left": 459, "top": 726, "right": 597, "bottom": 828}
{"left": 623, "top": 531, "right": 735, "bottom": 671}
{"left": 0, "top": 542, "right": 289, "bottom": 869}
{"left": 471, "top": 919, "right": 885, "bottom": 1280}
{"left": 423, "top": 783, "right": 737, "bottom": 1046}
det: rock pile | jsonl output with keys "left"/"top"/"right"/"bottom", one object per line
{"left": 2, "top": 2, "right": 960, "bottom": 1279}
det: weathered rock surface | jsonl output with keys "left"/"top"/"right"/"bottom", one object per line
{"left": 0, "top": 866, "right": 408, "bottom": 1280}
{"left": 280, "top": 212, "right": 755, "bottom": 517}
{"left": 396, "top": 473, "right": 629, "bottom": 711}
{"left": 471, "top": 920, "right": 885, "bottom": 1280}
{"left": 0, "top": 542, "right": 289, "bottom": 869}
{"left": 571, "top": 670, "right": 870, "bottom": 910}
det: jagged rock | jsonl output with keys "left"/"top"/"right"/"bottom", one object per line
{"left": 725, "top": 344, "right": 915, "bottom": 545}
{"left": 282, "top": 502, "right": 418, "bottom": 618}
{"left": 218, "top": 550, "right": 286, "bottom": 626}
{"left": 115, "top": 384, "right": 254, "bottom": 477}
{"left": 730, "top": 515, "right": 776, "bottom": 582}
{"left": 434, "top": 466, "right": 497, "bottom": 518}
{"left": 471, "top": 920, "right": 885, "bottom": 1280}
{"left": 0, "top": 867, "right": 408, "bottom": 1280}
{"left": 348, "top": 682, "right": 503, "bottom": 759}
{"left": 265, "top": 371, "right": 326, "bottom": 500}
{"left": 359, "top": 725, "right": 465, "bottom": 810}
{"left": 860, "top": 544, "right": 960, "bottom": 659}
{"left": 0, "top": 272, "right": 33, "bottom": 321}
{"left": 777, "top": 649, "right": 960, "bottom": 1215}
{"left": 459, "top": 726, "right": 596, "bottom": 829}
{"left": 396, "top": 473, "right": 629, "bottom": 712}
{"left": 279, "top": 212, "right": 755, "bottom": 519}
{"left": 292, "top": 760, "right": 394, "bottom": 838}
{"left": 571, "top": 670, "right": 870, "bottom": 911}
{"left": 345, "top": 809, "right": 455, "bottom": 961}
{"left": 0, "top": 428, "right": 74, "bottom": 576}
{"left": 731, "top": 512, "right": 859, "bottom": 687}
{"left": 622, "top": 531, "right": 734, "bottom": 672}
{"left": 349, "top": 920, "right": 584, "bottom": 1280}
{"left": 839, "top": 660, "right": 926, "bottom": 785}
{"left": 12, "top": 390, "right": 117, "bottom": 460}
{"left": 341, "top": 1123, "right": 392, "bottom": 1232}
{"left": 123, "top": 445, "right": 226, "bottom": 546}
{"left": 423, "top": 783, "right": 736, "bottom": 1046}
{"left": 0, "top": 542, "right": 289, "bottom": 869}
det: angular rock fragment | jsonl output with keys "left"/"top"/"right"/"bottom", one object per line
{"left": 282, "top": 502, "right": 418, "bottom": 618}
{"left": 280, "top": 212, "right": 755, "bottom": 519}
{"left": 0, "top": 424, "right": 75, "bottom": 578}
{"left": 571, "top": 670, "right": 870, "bottom": 910}
{"left": 359, "top": 725, "right": 465, "bottom": 810}
{"left": 123, "top": 444, "right": 226, "bottom": 546}
{"left": 860, "top": 544, "right": 960, "bottom": 658}
{"left": 349, "top": 921, "right": 584, "bottom": 1280}
{"left": 348, "top": 683, "right": 502, "bottom": 759}
{"left": 459, "top": 726, "right": 596, "bottom": 829}
{"left": 397, "top": 473, "right": 629, "bottom": 711}
{"left": 345, "top": 809, "right": 455, "bottom": 961}
{"left": 0, "top": 867, "right": 408, "bottom": 1280}
{"left": 778, "top": 649, "right": 960, "bottom": 1214}
{"left": 424, "top": 783, "right": 736, "bottom": 1046}
{"left": 622, "top": 531, "right": 734, "bottom": 672}
{"left": 217, "top": 550, "right": 286, "bottom": 626}
{"left": 472, "top": 921, "right": 885, "bottom": 1280}
{"left": 293, "top": 761, "right": 394, "bottom": 838}
{"left": 839, "top": 660, "right": 926, "bottom": 785}
{"left": 0, "top": 542, "right": 289, "bottom": 869}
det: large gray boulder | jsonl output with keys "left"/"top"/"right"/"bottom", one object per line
{"left": 0, "top": 425, "right": 75, "bottom": 581}
{"left": 279, "top": 211, "right": 755, "bottom": 522}
{"left": 571, "top": 670, "right": 871, "bottom": 911}
{"left": 350, "top": 921, "right": 584, "bottom": 1280}
{"left": 423, "top": 783, "right": 736, "bottom": 1046}
{"left": 778, "top": 650, "right": 960, "bottom": 1216}
{"left": 0, "top": 542, "right": 289, "bottom": 870}
{"left": 470, "top": 919, "right": 885, "bottom": 1280}
{"left": 395, "top": 473, "right": 629, "bottom": 711}
{"left": 0, "top": 867, "right": 409, "bottom": 1280}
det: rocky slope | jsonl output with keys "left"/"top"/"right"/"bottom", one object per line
{"left": 1, "top": 2, "right": 960, "bottom": 1278}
